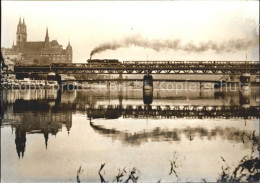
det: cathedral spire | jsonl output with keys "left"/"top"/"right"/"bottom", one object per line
{"left": 45, "top": 27, "right": 49, "bottom": 42}
{"left": 44, "top": 132, "right": 48, "bottom": 150}
{"left": 46, "top": 27, "right": 48, "bottom": 37}
{"left": 16, "top": 16, "right": 27, "bottom": 47}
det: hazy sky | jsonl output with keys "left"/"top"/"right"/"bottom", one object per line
{"left": 2, "top": 1, "right": 259, "bottom": 62}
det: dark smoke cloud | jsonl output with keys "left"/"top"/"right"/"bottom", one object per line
{"left": 90, "top": 34, "right": 259, "bottom": 58}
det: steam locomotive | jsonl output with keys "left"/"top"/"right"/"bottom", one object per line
{"left": 87, "top": 59, "right": 121, "bottom": 65}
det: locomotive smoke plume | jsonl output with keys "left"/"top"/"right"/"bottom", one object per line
{"left": 90, "top": 34, "right": 259, "bottom": 57}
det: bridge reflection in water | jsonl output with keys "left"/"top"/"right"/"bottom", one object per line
{"left": 1, "top": 88, "right": 259, "bottom": 182}
{"left": 2, "top": 88, "right": 259, "bottom": 154}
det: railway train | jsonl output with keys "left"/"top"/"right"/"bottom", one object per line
{"left": 33, "top": 60, "right": 259, "bottom": 68}
{"left": 51, "top": 59, "right": 121, "bottom": 67}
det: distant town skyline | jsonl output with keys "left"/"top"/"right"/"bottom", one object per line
{"left": 2, "top": 1, "right": 259, "bottom": 62}
{"left": 1, "top": 18, "right": 73, "bottom": 65}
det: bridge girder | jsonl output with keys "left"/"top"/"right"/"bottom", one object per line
{"left": 10, "top": 61, "right": 260, "bottom": 75}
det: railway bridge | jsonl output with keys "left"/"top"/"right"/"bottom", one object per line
{"left": 3, "top": 60, "right": 260, "bottom": 88}
{"left": 9, "top": 61, "right": 260, "bottom": 75}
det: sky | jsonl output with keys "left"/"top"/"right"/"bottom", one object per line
{"left": 1, "top": 1, "right": 259, "bottom": 62}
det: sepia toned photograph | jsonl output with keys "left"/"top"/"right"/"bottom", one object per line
{"left": 1, "top": 0, "right": 259, "bottom": 182}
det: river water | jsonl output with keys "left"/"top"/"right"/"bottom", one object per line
{"left": 1, "top": 87, "right": 259, "bottom": 182}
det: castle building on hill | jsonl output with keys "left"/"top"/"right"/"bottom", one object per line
{"left": 1, "top": 18, "right": 72, "bottom": 65}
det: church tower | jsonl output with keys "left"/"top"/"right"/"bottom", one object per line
{"left": 66, "top": 41, "right": 72, "bottom": 62}
{"left": 45, "top": 28, "right": 49, "bottom": 43}
{"left": 15, "top": 126, "right": 26, "bottom": 159}
{"left": 44, "top": 28, "right": 50, "bottom": 48}
{"left": 16, "top": 17, "right": 27, "bottom": 49}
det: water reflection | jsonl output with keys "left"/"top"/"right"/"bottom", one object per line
{"left": 1, "top": 88, "right": 259, "bottom": 182}
{"left": 90, "top": 122, "right": 258, "bottom": 146}
{"left": 12, "top": 109, "right": 72, "bottom": 158}
{"left": 2, "top": 89, "right": 260, "bottom": 152}
{"left": 3, "top": 89, "right": 259, "bottom": 121}
{"left": 143, "top": 89, "right": 153, "bottom": 105}
{"left": 87, "top": 105, "right": 260, "bottom": 119}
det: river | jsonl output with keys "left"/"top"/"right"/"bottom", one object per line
{"left": 1, "top": 87, "right": 259, "bottom": 182}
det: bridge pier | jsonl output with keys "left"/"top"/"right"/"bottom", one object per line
{"left": 117, "top": 73, "right": 123, "bottom": 90}
{"left": 199, "top": 82, "right": 203, "bottom": 91}
{"left": 119, "top": 88, "right": 123, "bottom": 107}
{"left": 228, "top": 75, "right": 239, "bottom": 89}
{"left": 143, "top": 89, "right": 153, "bottom": 105}
{"left": 55, "top": 88, "right": 62, "bottom": 104}
{"left": 214, "top": 80, "right": 227, "bottom": 89}
{"left": 107, "top": 81, "right": 110, "bottom": 88}
{"left": 56, "top": 73, "right": 62, "bottom": 86}
{"left": 143, "top": 75, "right": 153, "bottom": 90}
{"left": 240, "top": 73, "right": 251, "bottom": 91}
{"left": 119, "top": 73, "right": 123, "bottom": 80}
{"left": 45, "top": 75, "right": 48, "bottom": 87}
{"left": 199, "top": 82, "right": 206, "bottom": 97}
{"left": 117, "top": 73, "right": 123, "bottom": 85}
{"left": 239, "top": 90, "right": 250, "bottom": 108}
